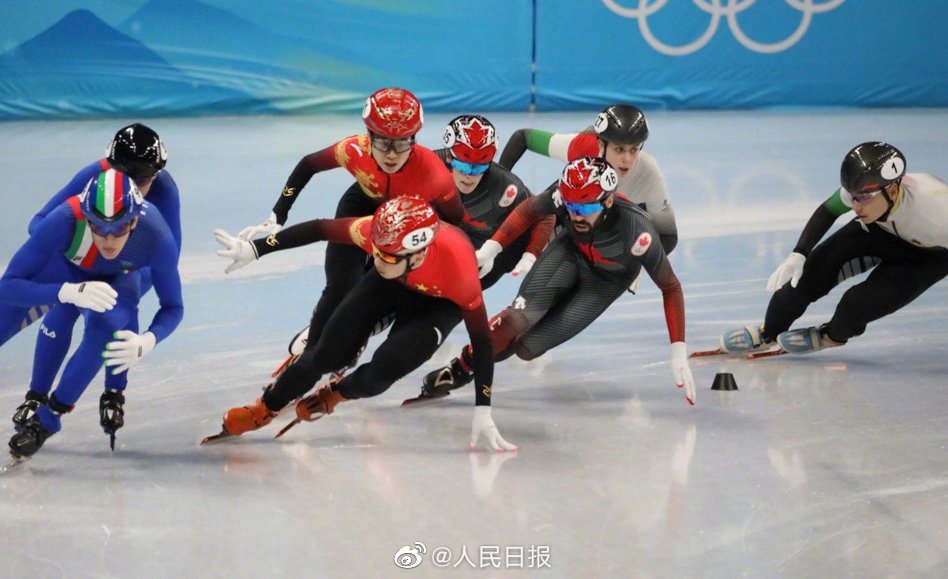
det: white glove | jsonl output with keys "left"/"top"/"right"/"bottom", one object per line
{"left": 767, "top": 252, "right": 806, "bottom": 291}
{"left": 215, "top": 228, "right": 259, "bottom": 273}
{"left": 237, "top": 212, "right": 282, "bottom": 241}
{"left": 627, "top": 269, "right": 643, "bottom": 294}
{"left": 474, "top": 240, "right": 503, "bottom": 279}
{"left": 470, "top": 406, "right": 517, "bottom": 452}
{"left": 670, "top": 342, "right": 696, "bottom": 406}
{"left": 511, "top": 252, "right": 536, "bottom": 277}
{"left": 103, "top": 330, "right": 156, "bottom": 375}
{"left": 58, "top": 281, "right": 117, "bottom": 313}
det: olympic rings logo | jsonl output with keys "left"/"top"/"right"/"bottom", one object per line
{"left": 601, "top": 0, "right": 846, "bottom": 55}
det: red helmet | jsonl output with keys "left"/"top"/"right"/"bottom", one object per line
{"left": 559, "top": 156, "right": 619, "bottom": 203}
{"left": 442, "top": 115, "right": 497, "bottom": 164}
{"left": 371, "top": 196, "right": 440, "bottom": 254}
{"left": 362, "top": 87, "right": 423, "bottom": 139}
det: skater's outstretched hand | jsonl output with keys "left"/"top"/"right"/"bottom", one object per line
{"left": 671, "top": 342, "right": 696, "bottom": 405}
{"left": 475, "top": 240, "right": 503, "bottom": 279}
{"left": 511, "top": 252, "right": 536, "bottom": 277}
{"left": 237, "top": 212, "right": 282, "bottom": 241}
{"left": 470, "top": 407, "right": 517, "bottom": 452}
{"left": 215, "top": 229, "right": 258, "bottom": 273}
{"left": 627, "top": 270, "right": 643, "bottom": 294}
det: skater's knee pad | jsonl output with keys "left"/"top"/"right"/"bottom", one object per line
{"left": 490, "top": 308, "right": 530, "bottom": 359}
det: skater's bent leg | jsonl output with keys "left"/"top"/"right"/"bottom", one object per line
{"left": 825, "top": 255, "right": 948, "bottom": 342}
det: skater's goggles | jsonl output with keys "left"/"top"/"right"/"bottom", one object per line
{"left": 372, "top": 244, "right": 412, "bottom": 265}
{"left": 370, "top": 134, "right": 414, "bottom": 154}
{"left": 563, "top": 200, "right": 605, "bottom": 216}
{"left": 450, "top": 158, "right": 490, "bottom": 176}
{"left": 849, "top": 188, "right": 884, "bottom": 203}
{"left": 89, "top": 219, "right": 134, "bottom": 237}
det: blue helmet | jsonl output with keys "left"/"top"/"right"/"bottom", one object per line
{"left": 80, "top": 169, "right": 144, "bottom": 235}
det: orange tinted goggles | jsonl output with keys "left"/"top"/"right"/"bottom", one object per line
{"left": 372, "top": 244, "right": 409, "bottom": 265}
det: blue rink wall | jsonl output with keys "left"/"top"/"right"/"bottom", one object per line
{"left": 0, "top": 0, "right": 945, "bottom": 120}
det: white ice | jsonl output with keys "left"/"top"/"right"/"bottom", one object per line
{"left": 0, "top": 109, "right": 946, "bottom": 577}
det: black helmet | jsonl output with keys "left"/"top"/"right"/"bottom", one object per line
{"left": 840, "top": 142, "right": 906, "bottom": 194}
{"left": 593, "top": 104, "right": 649, "bottom": 146}
{"left": 106, "top": 123, "right": 167, "bottom": 180}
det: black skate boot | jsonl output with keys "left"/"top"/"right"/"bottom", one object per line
{"left": 404, "top": 359, "right": 475, "bottom": 405}
{"left": 12, "top": 390, "right": 49, "bottom": 431}
{"left": 9, "top": 415, "right": 55, "bottom": 459}
{"left": 424, "top": 358, "right": 475, "bottom": 395}
{"left": 9, "top": 396, "right": 70, "bottom": 458}
{"left": 100, "top": 391, "right": 125, "bottom": 433}
{"left": 100, "top": 390, "right": 125, "bottom": 451}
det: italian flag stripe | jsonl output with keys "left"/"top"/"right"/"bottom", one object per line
{"left": 64, "top": 196, "right": 97, "bottom": 267}
{"left": 66, "top": 195, "right": 83, "bottom": 219}
{"left": 112, "top": 171, "right": 124, "bottom": 215}
{"left": 96, "top": 172, "right": 109, "bottom": 217}
{"left": 66, "top": 220, "right": 87, "bottom": 256}
{"left": 95, "top": 170, "right": 124, "bottom": 218}
{"left": 79, "top": 244, "right": 99, "bottom": 268}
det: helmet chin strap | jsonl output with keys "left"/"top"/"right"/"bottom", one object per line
{"left": 401, "top": 248, "right": 427, "bottom": 277}
{"left": 877, "top": 180, "right": 901, "bottom": 222}
{"left": 591, "top": 193, "right": 616, "bottom": 230}
{"left": 591, "top": 208, "right": 610, "bottom": 230}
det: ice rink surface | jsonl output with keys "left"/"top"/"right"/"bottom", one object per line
{"left": 0, "top": 109, "right": 946, "bottom": 578}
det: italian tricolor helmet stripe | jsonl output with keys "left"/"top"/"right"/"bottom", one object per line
{"left": 96, "top": 169, "right": 125, "bottom": 219}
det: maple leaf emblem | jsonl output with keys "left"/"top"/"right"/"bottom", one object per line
{"left": 458, "top": 117, "right": 493, "bottom": 150}
{"left": 564, "top": 158, "right": 596, "bottom": 189}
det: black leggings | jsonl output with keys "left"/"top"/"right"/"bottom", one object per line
{"left": 305, "top": 183, "right": 378, "bottom": 350}
{"left": 490, "top": 233, "right": 633, "bottom": 361}
{"left": 765, "top": 220, "right": 948, "bottom": 342}
{"left": 264, "top": 270, "right": 463, "bottom": 410}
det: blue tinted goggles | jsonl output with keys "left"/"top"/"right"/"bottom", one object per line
{"left": 89, "top": 219, "right": 134, "bottom": 237}
{"left": 450, "top": 158, "right": 490, "bottom": 176}
{"left": 564, "top": 200, "right": 604, "bottom": 216}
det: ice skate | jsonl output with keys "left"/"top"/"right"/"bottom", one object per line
{"left": 719, "top": 323, "right": 774, "bottom": 354}
{"left": 403, "top": 358, "right": 474, "bottom": 406}
{"left": 776, "top": 324, "right": 843, "bottom": 355}
{"left": 287, "top": 325, "right": 309, "bottom": 356}
{"left": 275, "top": 378, "right": 348, "bottom": 439}
{"left": 8, "top": 415, "right": 55, "bottom": 459}
{"left": 99, "top": 390, "right": 125, "bottom": 451}
{"left": 1, "top": 453, "right": 30, "bottom": 474}
{"left": 12, "top": 390, "right": 48, "bottom": 431}
{"left": 202, "top": 397, "right": 276, "bottom": 444}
